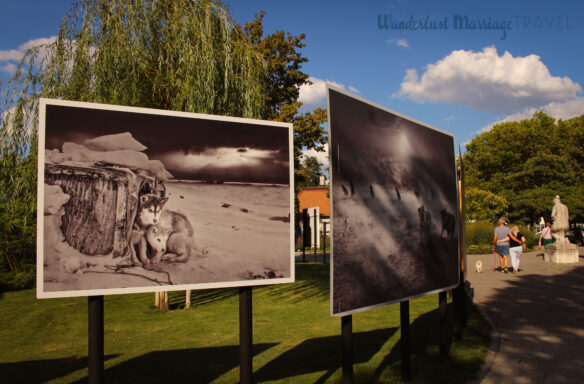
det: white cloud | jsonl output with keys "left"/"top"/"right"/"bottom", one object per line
{"left": 0, "top": 36, "right": 57, "bottom": 74}
{"left": 442, "top": 115, "right": 456, "bottom": 122}
{"left": 348, "top": 86, "right": 360, "bottom": 93}
{"left": 397, "top": 46, "right": 581, "bottom": 113}
{"left": 0, "top": 62, "right": 17, "bottom": 74}
{"left": 298, "top": 77, "right": 345, "bottom": 108}
{"left": 163, "top": 147, "right": 273, "bottom": 171}
{"left": 302, "top": 145, "right": 329, "bottom": 171}
{"left": 386, "top": 38, "right": 409, "bottom": 48}
{"left": 479, "top": 97, "right": 584, "bottom": 133}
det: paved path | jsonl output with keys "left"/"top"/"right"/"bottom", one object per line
{"left": 466, "top": 248, "right": 584, "bottom": 383}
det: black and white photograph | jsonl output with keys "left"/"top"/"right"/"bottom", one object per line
{"left": 328, "top": 87, "right": 459, "bottom": 316}
{"left": 37, "top": 99, "right": 293, "bottom": 298}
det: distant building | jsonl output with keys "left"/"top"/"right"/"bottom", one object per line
{"left": 297, "top": 186, "right": 330, "bottom": 247}
{"left": 298, "top": 187, "right": 330, "bottom": 218}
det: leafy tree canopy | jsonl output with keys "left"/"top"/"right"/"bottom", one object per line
{"left": 464, "top": 188, "right": 508, "bottom": 223}
{"left": 463, "top": 112, "right": 584, "bottom": 223}
{"left": 241, "top": 11, "right": 310, "bottom": 120}
{"left": 297, "top": 156, "right": 324, "bottom": 189}
{"left": 0, "top": 0, "right": 319, "bottom": 272}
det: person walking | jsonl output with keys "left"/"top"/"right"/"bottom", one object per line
{"left": 493, "top": 217, "right": 510, "bottom": 273}
{"left": 538, "top": 221, "right": 553, "bottom": 250}
{"left": 508, "top": 225, "right": 526, "bottom": 274}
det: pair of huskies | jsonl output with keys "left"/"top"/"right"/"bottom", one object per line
{"left": 129, "top": 194, "right": 205, "bottom": 267}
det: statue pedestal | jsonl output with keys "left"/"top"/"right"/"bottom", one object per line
{"left": 545, "top": 243, "right": 579, "bottom": 264}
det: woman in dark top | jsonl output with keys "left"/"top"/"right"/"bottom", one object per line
{"left": 509, "top": 225, "right": 526, "bottom": 274}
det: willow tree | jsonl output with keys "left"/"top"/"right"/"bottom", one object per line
{"left": 0, "top": 0, "right": 266, "bottom": 271}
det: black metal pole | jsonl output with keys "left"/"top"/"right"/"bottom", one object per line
{"left": 342, "top": 315, "right": 353, "bottom": 384}
{"left": 239, "top": 287, "right": 253, "bottom": 384}
{"left": 453, "top": 273, "right": 466, "bottom": 340}
{"left": 313, "top": 213, "right": 317, "bottom": 261}
{"left": 439, "top": 291, "right": 448, "bottom": 356}
{"left": 400, "top": 300, "right": 411, "bottom": 381}
{"left": 322, "top": 222, "right": 326, "bottom": 264}
{"left": 302, "top": 209, "right": 307, "bottom": 262}
{"left": 88, "top": 295, "right": 104, "bottom": 384}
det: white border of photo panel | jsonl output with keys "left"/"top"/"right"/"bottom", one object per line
{"left": 327, "top": 85, "right": 460, "bottom": 317}
{"left": 37, "top": 98, "right": 295, "bottom": 299}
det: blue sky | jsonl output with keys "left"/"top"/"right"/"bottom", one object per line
{"left": 1, "top": 0, "right": 582, "bottom": 165}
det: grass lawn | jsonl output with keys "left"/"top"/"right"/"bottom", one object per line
{"left": 0, "top": 263, "right": 490, "bottom": 383}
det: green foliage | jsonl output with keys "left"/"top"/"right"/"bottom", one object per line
{"left": 464, "top": 112, "right": 584, "bottom": 223}
{"left": 0, "top": 266, "right": 35, "bottom": 292}
{"left": 466, "top": 244, "right": 493, "bottom": 255}
{"left": 242, "top": 11, "right": 310, "bottom": 120}
{"left": 464, "top": 221, "right": 536, "bottom": 253}
{"left": 0, "top": 0, "right": 321, "bottom": 277}
{"left": 0, "top": 0, "right": 274, "bottom": 275}
{"left": 465, "top": 188, "right": 508, "bottom": 222}
{"left": 297, "top": 156, "right": 323, "bottom": 188}
{"left": 465, "top": 221, "right": 494, "bottom": 248}
{"left": 0, "top": 199, "right": 36, "bottom": 274}
{"left": 516, "top": 225, "right": 537, "bottom": 248}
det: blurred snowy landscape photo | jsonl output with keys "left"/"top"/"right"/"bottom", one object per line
{"left": 328, "top": 88, "right": 459, "bottom": 316}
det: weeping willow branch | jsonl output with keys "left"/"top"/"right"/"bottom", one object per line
{"left": 0, "top": 0, "right": 267, "bottom": 270}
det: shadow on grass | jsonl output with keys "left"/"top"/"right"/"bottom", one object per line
{"left": 0, "top": 355, "right": 118, "bottom": 384}
{"left": 166, "top": 263, "right": 329, "bottom": 309}
{"left": 165, "top": 288, "right": 238, "bottom": 309}
{"left": 258, "top": 263, "right": 329, "bottom": 304}
{"left": 69, "top": 344, "right": 277, "bottom": 384}
{"left": 370, "top": 301, "right": 487, "bottom": 384}
{"left": 255, "top": 327, "right": 397, "bottom": 383}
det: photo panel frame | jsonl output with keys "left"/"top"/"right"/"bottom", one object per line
{"left": 37, "top": 98, "right": 294, "bottom": 298}
{"left": 327, "top": 86, "right": 460, "bottom": 316}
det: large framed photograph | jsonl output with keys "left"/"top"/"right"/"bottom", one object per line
{"left": 328, "top": 86, "right": 459, "bottom": 316}
{"left": 37, "top": 99, "right": 294, "bottom": 298}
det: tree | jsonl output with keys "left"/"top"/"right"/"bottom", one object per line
{"left": 464, "top": 188, "right": 508, "bottom": 223}
{"left": 240, "top": 12, "right": 327, "bottom": 190}
{"left": 297, "top": 156, "right": 324, "bottom": 188}
{"left": 0, "top": 0, "right": 268, "bottom": 272}
{"left": 463, "top": 112, "right": 584, "bottom": 223}
{"left": 242, "top": 11, "right": 310, "bottom": 120}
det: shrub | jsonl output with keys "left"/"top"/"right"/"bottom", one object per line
{"left": 0, "top": 265, "right": 35, "bottom": 292}
{"left": 466, "top": 244, "right": 493, "bottom": 254}
{"left": 516, "top": 225, "right": 537, "bottom": 249}
{"left": 465, "top": 221, "right": 494, "bottom": 247}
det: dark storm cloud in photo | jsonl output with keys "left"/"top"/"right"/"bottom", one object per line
{"left": 328, "top": 87, "right": 459, "bottom": 316}
{"left": 45, "top": 104, "right": 290, "bottom": 184}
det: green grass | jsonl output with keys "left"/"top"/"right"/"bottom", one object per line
{"left": 0, "top": 263, "right": 490, "bottom": 383}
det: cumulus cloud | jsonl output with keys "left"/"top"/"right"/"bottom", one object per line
{"left": 386, "top": 38, "right": 409, "bottom": 48}
{"left": 479, "top": 97, "right": 584, "bottom": 133}
{"left": 302, "top": 145, "right": 330, "bottom": 172}
{"left": 397, "top": 46, "right": 581, "bottom": 113}
{"left": 299, "top": 77, "right": 359, "bottom": 109}
{"left": 0, "top": 36, "right": 57, "bottom": 73}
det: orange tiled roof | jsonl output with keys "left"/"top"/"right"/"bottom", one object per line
{"left": 298, "top": 188, "right": 330, "bottom": 216}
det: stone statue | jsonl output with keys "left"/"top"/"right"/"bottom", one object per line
{"left": 551, "top": 195, "right": 570, "bottom": 244}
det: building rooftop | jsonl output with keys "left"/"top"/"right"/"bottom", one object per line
{"left": 298, "top": 187, "right": 330, "bottom": 216}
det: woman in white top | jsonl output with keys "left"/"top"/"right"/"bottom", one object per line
{"left": 538, "top": 222, "right": 553, "bottom": 250}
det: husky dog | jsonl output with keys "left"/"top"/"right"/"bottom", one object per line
{"left": 475, "top": 260, "right": 483, "bottom": 273}
{"left": 135, "top": 194, "right": 168, "bottom": 227}
{"left": 129, "top": 194, "right": 169, "bottom": 266}
{"left": 440, "top": 209, "right": 456, "bottom": 239}
{"left": 143, "top": 225, "right": 170, "bottom": 263}
{"left": 147, "top": 209, "right": 207, "bottom": 264}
